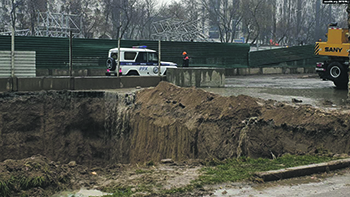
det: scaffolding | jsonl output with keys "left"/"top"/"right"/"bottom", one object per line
{"left": 151, "top": 18, "right": 209, "bottom": 42}
{"left": 0, "top": 29, "right": 31, "bottom": 36}
{"left": 0, "top": 12, "right": 84, "bottom": 38}
{"left": 35, "top": 12, "right": 83, "bottom": 38}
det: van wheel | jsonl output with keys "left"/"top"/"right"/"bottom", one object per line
{"left": 126, "top": 71, "right": 139, "bottom": 76}
{"left": 106, "top": 57, "right": 116, "bottom": 71}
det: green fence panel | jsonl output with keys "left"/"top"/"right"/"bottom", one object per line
{"left": 0, "top": 36, "right": 325, "bottom": 70}
{"left": 0, "top": 36, "right": 250, "bottom": 69}
{"left": 249, "top": 45, "right": 326, "bottom": 68}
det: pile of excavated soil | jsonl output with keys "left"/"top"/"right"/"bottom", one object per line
{"left": 131, "top": 81, "right": 350, "bottom": 162}
{"left": 1, "top": 81, "right": 350, "bottom": 196}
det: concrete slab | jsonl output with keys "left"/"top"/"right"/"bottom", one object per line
{"left": 263, "top": 67, "right": 283, "bottom": 74}
{"left": 255, "top": 158, "right": 350, "bottom": 182}
{"left": 0, "top": 78, "right": 12, "bottom": 92}
{"left": 167, "top": 67, "right": 225, "bottom": 87}
{"left": 249, "top": 68, "right": 261, "bottom": 75}
{"left": 0, "top": 76, "right": 164, "bottom": 92}
{"left": 75, "top": 77, "right": 120, "bottom": 90}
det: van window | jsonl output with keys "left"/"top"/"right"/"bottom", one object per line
{"left": 136, "top": 52, "right": 158, "bottom": 63}
{"left": 148, "top": 52, "right": 158, "bottom": 63}
{"left": 136, "top": 52, "right": 147, "bottom": 63}
{"left": 124, "top": 52, "right": 137, "bottom": 60}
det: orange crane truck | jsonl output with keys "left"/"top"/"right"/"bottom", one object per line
{"left": 315, "top": 24, "right": 350, "bottom": 89}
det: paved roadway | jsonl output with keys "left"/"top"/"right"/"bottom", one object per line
{"left": 202, "top": 74, "right": 349, "bottom": 110}
{"left": 210, "top": 169, "right": 350, "bottom": 197}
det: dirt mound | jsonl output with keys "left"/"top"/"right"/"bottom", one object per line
{"left": 0, "top": 155, "right": 69, "bottom": 196}
{"left": 130, "top": 82, "right": 350, "bottom": 162}
{"left": 130, "top": 82, "right": 262, "bottom": 162}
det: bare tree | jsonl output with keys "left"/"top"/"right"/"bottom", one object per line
{"left": 3, "top": 0, "right": 349, "bottom": 44}
{"left": 199, "top": 0, "right": 242, "bottom": 43}
{"left": 241, "top": 0, "right": 265, "bottom": 45}
{"left": 137, "top": 0, "right": 157, "bottom": 40}
{"left": 158, "top": 1, "right": 187, "bottom": 20}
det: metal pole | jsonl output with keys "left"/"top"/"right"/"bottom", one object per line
{"left": 117, "top": 38, "right": 121, "bottom": 77}
{"left": 11, "top": 0, "right": 15, "bottom": 78}
{"left": 158, "top": 40, "right": 161, "bottom": 77}
{"left": 69, "top": 31, "right": 73, "bottom": 76}
{"left": 11, "top": 25, "right": 15, "bottom": 78}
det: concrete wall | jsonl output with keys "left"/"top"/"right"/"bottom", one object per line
{"left": 36, "top": 69, "right": 104, "bottom": 76}
{"left": 0, "top": 76, "right": 165, "bottom": 92}
{"left": 225, "top": 67, "right": 315, "bottom": 76}
{"left": 0, "top": 78, "right": 13, "bottom": 92}
{"left": 37, "top": 66, "right": 316, "bottom": 78}
{"left": 167, "top": 67, "right": 225, "bottom": 87}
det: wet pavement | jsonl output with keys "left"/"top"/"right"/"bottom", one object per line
{"left": 207, "top": 169, "right": 350, "bottom": 197}
{"left": 202, "top": 74, "right": 349, "bottom": 109}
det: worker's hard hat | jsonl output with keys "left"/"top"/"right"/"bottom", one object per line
{"left": 182, "top": 51, "right": 187, "bottom": 55}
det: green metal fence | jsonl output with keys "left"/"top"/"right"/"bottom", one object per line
{"left": 249, "top": 45, "right": 325, "bottom": 68}
{"left": 0, "top": 35, "right": 325, "bottom": 70}
{"left": 0, "top": 36, "right": 250, "bottom": 69}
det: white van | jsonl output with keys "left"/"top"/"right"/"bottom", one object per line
{"left": 105, "top": 46, "right": 177, "bottom": 76}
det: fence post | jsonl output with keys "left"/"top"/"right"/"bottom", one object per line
{"left": 117, "top": 38, "right": 120, "bottom": 77}
{"left": 69, "top": 31, "right": 73, "bottom": 77}
{"left": 158, "top": 40, "right": 161, "bottom": 77}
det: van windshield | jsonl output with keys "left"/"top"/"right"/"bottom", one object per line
{"left": 136, "top": 52, "right": 158, "bottom": 63}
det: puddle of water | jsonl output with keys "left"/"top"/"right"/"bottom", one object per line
{"left": 202, "top": 87, "right": 348, "bottom": 108}
{"left": 52, "top": 189, "right": 112, "bottom": 197}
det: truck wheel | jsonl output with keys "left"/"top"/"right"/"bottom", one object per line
{"left": 327, "top": 62, "right": 348, "bottom": 89}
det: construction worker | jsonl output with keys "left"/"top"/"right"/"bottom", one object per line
{"left": 182, "top": 51, "right": 189, "bottom": 67}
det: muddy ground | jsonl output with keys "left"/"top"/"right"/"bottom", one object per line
{"left": 1, "top": 81, "right": 350, "bottom": 196}
{"left": 0, "top": 155, "right": 207, "bottom": 197}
